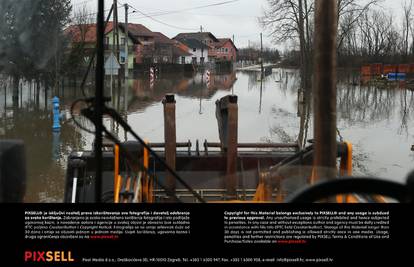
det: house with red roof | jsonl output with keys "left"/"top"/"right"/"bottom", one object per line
{"left": 215, "top": 38, "right": 238, "bottom": 62}
{"left": 173, "top": 32, "right": 238, "bottom": 63}
{"left": 65, "top": 21, "right": 138, "bottom": 69}
{"left": 65, "top": 22, "right": 192, "bottom": 69}
{"left": 173, "top": 32, "right": 219, "bottom": 62}
{"left": 152, "top": 32, "right": 192, "bottom": 64}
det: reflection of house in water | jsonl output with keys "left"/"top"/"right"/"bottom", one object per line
{"left": 127, "top": 72, "right": 237, "bottom": 113}
{"left": 208, "top": 72, "right": 237, "bottom": 90}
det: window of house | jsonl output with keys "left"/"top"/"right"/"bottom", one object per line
{"left": 181, "top": 57, "right": 185, "bottom": 64}
{"left": 193, "top": 48, "right": 197, "bottom": 52}
{"left": 200, "top": 57, "right": 205, "bottom": 64}
{"left": 121, "top": 37, "right": 126, "bottom": 45}
{"left": 225, "top": 48, "right": 228, "bottom": 53}
{"left": 143, "top": 37, "right": 149, "bottom": 41}
{"left": 192, "top": 57, "right": 197, "bottom": 64}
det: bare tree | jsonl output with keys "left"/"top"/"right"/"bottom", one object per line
{"left": 402, "top": 0, "right": 413, "bottom": 57}
{"left": 337, "top": 0, "right": 380, "bottom": 51}
{"left": 63, "top": 4, "right": 94, "bottom": 75}
{"left": 72, "top": 4, "right": 94, "bottom": 45}
{"left": 259, "top": 0, "right": 314, "bottom": 93}
{"left": 261, "top": 0, "right": 384, "bottom": 68}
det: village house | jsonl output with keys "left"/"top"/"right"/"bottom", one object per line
{"left": 65, "top": 22, "right": 191, "bottom": 69}
{"left": 65, "top": 22, "right": 138, "bottom": 70}
{"left": 173, "top": 38, "right": 210, "bottom": 64}
{"left": 173, "top": 32, "right": 238, "bottom": 63}
{"left": 214, "top": 38, "right": 238, "bottom": 62}
{"left": 174, "top": 32, "right": 220, "bottom": 62}
{"left": 151, "top": 32, "right": 192, "bottom": 64}
{"left": 118, "top": 23, "right": 155, "bottom": 65}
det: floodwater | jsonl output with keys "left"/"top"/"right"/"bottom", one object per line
{"left": 1, "top": 69, "right": 413, "bottom": 202}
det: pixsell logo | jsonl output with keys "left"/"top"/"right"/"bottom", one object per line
{"left": 24, "top": 251, "right": 75, "bottom": 262}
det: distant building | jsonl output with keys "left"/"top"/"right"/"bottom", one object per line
{"left": 173, "top": 38, "right": 210, "bottom": 64}
{"left": 65, "top": 22, "right": 191, "bottom": 69}
{"left": 151, "top": 32, "right": 192, "bottom": 64}
{"left": 173, "top": 32, "right": 238, "bottom": 63}
{"left": 65, "top": 22, "right": 138, "bottom": 69}
{"left": 118, "top": 23, "right": 155, "bottom": 65}
{"left": 174, "top": 32, "right": 219, "bottom": 62}
{"left": 215, "top": 38, "right": 238, "bottom": 62}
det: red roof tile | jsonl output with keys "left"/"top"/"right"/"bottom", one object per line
{"left": 64, "top": 22, "right": 114, "bottom": 43}
{"left": 120, "top": 23, "right": 154, "bottom": 37}
{"left": 215, "top": 38, "right": 238, "bottom": 51}
{"left": 152, "top": 32, "right": 175, "bottom": 44}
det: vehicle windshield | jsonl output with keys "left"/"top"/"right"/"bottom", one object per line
{"left": 0, "top": 0, "right": 411, "bottom": 203}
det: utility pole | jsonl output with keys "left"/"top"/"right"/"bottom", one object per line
{"left": 113, "top": 0, "right": 121, "bottom": 91}
{"left": 124, "top": 4, "right": 129, "bottom": 80}
{"left": 112, "top": 0, "right": 120, "bottom": 90}
{"left": 200, "top": 25, "right": 204, "bottom": 65}
{"left": 95, "top": 0, "right": 105, "bottom": 203}
{"left": 260, "top": 33, "right": 264, "bottom": 78}
{"left": 124, "top": 4, "right": 129, "bottom": 116}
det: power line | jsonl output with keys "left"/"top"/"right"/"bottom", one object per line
{"left": 129, "top": 0, "right": 241, "bottom": 18}
{"left": 71, "top": 0, "right": 243, "bottom": 24}
{"left": 71, "top": 4, "right": 123, "bottom": 20}
{"left": 132, "top": 11, "right": 256, "bottom": 20}
{"left": 179, "top": 12, "right": 256, "bottom": 18}
{"left": 127, "top": 4, "right": 198, "bottom": 31}
{"left": 70, "top": 0, "right": 245, "bottom": 30}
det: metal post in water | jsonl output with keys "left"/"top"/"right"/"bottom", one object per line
{"left": 313, "top": 0, "right": 338, "bottom": 181}
{"left": 94, "top": 0, "right": 105, "bottom": 203}
{"left": 163, "top": 94, "right": 176, "bottom": 201}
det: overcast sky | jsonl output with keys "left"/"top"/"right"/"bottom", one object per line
{"left": 71, "top": 0, "right": 408, "bottom": 49}
{"left": 71, "top": 0, "right": 269, "bottom": 48}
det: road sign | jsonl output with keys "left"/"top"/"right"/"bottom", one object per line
{"left": 104, "top": 52, "right": 121, "bottom": 75}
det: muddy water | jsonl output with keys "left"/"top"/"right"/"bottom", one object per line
{"left": 1, "top": 70, "right": 413, "bottom": 202}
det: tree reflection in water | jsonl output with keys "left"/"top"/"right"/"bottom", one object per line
{"left": 267, "top": 70, "right": 414, "bottom": 180}
{"left": 0, "top": 77, "right": 85, "bottom": 202}
{"left": 2, "top": 69, "right": 414, "bottom": 201}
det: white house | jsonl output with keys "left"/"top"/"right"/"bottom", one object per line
{"left": 172, "top": 38, "right": 210, "bottom": 64}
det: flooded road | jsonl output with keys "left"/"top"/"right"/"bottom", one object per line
{"left": 1, "top": 69, "right": 413, "bottom": 202}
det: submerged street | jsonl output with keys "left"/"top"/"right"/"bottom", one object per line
{"left": 1, "top": 69, "right": 413, "bottom": 202}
